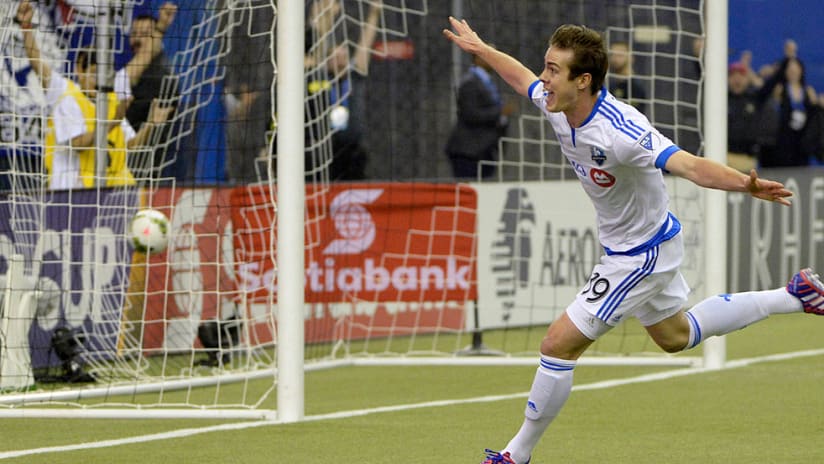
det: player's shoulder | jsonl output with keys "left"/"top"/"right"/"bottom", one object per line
{"left": 594, "top": 90, "right": 652, "bottom": 142}
{"left": 598, "top": 91, "right": 650, "bottom": 124}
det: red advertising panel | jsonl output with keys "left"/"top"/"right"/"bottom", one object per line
{"left": 139, "top": 188, "right": 238, "bottom": 352}
{"left": 231, "top": 183, "right": 477, "bottom": 343}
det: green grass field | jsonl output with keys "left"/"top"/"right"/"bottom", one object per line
{"left": 2, "top": 312, "right": 823, "bottom": 464}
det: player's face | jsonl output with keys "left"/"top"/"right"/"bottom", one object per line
{"left": 538, "top": 47, "right": 580, "bottom": 113}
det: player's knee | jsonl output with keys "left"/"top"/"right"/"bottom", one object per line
{"left": 654, "top": 333, "right": 689, "bottom": 353}
{"left": 539, "top": 313, "right": 595, "bottom": 359}
{"left": 539, "top": 334, "right": 588, "bottom": 359}
{"left": 539, "top": 336, "right": 557, "bottom": 357}
{"left": 646, "top": 313, "right": 692, "bottom": 353}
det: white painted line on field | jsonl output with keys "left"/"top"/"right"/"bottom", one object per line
{"left": 2, "top": 348, "right": 823, "bottom": 460}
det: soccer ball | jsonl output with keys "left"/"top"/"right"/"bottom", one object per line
{"left": 130, "top": 209, "right": 170, "bottom": 254}
{"left": 329, "top": 105, "right": 349, "bottom": 130}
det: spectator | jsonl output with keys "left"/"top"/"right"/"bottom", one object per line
{"left": 16, "top": 0, "right": 172, "bottom": 190}
{"left": 445, "top": 52, "right": 511, "bottom": 179}
{"left": 114, "top": 2, "right": 180, "bottom": 179}
{"left": 757, "top": 39, "right": 800, "bottom": 80}
{"left": 737, "top": 50, "right": 765, "bottom": 89}
{"left": 727, "top": 61, "right": 775, "bottom": 172}
{"left": 304, "top": 0, "right": 382, "bottom": 181}
{"left": 757, "top": 56, "right": 820, "bottom": 167}
{"left": 607, "top": 41, "right": 647, "bottom": 114}
{"left": 223, "top": 0, "right": 275, "bottom": 184}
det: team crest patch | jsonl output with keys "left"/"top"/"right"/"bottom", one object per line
{"left": 639, "top": 132, "right": 654, "bottom": 150}
{"left": 590, "top": 146, "right": 606, "bottom": 166}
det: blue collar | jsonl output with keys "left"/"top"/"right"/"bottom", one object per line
{"left": 578, "top": 86, "right": 607, "bottom": 127}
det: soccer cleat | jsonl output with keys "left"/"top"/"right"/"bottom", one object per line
{"left": 481, "top": 449, "right": 530, "bottom": 464}
{"left": 787, "top": 268, "right": 824, "bottom": 315}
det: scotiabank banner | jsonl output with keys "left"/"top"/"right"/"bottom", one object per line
{"left": 230, "top": 183, "right": 477, "bottom": 343}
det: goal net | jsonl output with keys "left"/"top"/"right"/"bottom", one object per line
{"left": 0, "top": 0, "right": 710, "bottom": 419}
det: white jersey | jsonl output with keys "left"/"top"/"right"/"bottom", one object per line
{"left": 528, "top": 81, "right": 681, "bottom": 255}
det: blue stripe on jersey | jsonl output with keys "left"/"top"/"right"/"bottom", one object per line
{"left": 600, "top": 102, "right": 643, "bottom": 138}
{"left": 596, "top": 246, "right": 659, "bottom": 322}
{"left": 625, "top": 119, "right": 645, "bottom": 134}
{"left": 528, "top": 80, "right": 542, "bottom": 98}
{"left": 540, "top": 357, "right": 576, "bottom": 371}
{"left": 603, "top": 212, "right": 681, "bottom": 256}
{"left": 579, "top": 87, "right": 607, "bottom": 127}
{"left": 654, "top": 145, "right": 681, "bottom": 170}
{"left": 598, "top": 101, "right": 644, "bottom": 140}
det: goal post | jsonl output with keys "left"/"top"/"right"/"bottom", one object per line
{"left": 701, "top": 0, "right": 729, "bottom": 369}
{"left": 276, "top": 0, "right": 306, "bottom": 424}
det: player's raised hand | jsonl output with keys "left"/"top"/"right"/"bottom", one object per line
{"left": 443, "top": 17, "right": 487, "bottom": 55}
{"left": 747, "top": 169, "right": 793, "bottom": 206}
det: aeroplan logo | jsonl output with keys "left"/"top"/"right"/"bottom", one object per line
{"left": 323, "top": 189, "right": 383, "bottom": 254}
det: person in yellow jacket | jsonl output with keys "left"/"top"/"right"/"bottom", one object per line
{"left": 17, "top": 0, "right": 172, "bottom": 190}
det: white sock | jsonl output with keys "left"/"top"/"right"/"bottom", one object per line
{"left": 504, "top": 355, "right": 575, "bottom": 464}
{"left": 685, "top": 288, "right": 802, "bottom": 349}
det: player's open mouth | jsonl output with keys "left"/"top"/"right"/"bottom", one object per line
{"left": 544, "top": 91, "right": 555, "bottom": 108}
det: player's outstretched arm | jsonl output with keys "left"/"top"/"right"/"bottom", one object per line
{"left": 443, "top": 16, "right": 537, "bottom": 97}
{"left": 664, "top": 149, "right": 793, "bottom": 206}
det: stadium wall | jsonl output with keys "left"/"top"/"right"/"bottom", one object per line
{"left": 3, "top": 172, "right": 820, "bottom": 360}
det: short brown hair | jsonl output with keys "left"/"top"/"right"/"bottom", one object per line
{"left": 549, "top": 24, "right": 607, "bottom": 95}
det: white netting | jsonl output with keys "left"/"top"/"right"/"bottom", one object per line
{"left": 0, "top": 0, "right": 711, "bottom": 418}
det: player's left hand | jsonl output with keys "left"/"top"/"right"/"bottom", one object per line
{"left": 747, "top": 169, "right": 793, "bottom": 206}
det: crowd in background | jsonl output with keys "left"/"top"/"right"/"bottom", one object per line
{"left": 725, "top": 40, "right": 824, "bottom": 171}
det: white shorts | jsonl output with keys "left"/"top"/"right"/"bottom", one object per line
{"left": 566, "top": 233, "right": 689, "bottom": 340}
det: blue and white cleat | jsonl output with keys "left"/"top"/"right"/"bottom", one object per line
{"left": 787, "top": 268, "right": 824, "bottom": 315}
{"left": 481, "top": 449, "right": 530, "bottom": 464}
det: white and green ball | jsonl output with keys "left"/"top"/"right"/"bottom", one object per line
{"left": 130, "top": 209, "right": 170, "bottom": 254}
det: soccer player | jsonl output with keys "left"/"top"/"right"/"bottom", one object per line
{"left": 443, "top": 17, "right": 823, "bottom": 464}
